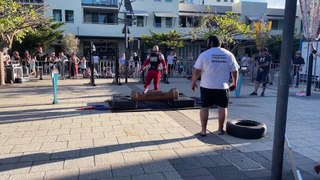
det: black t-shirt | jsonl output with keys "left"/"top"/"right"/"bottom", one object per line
{"left": 258, "top": 55, "right": 272, "bottom": 71}
{"left": 35, "top": 52, "right": 47, "bottom": 65}
{"left": 292, "top": 56, "right": 305, "bottom": 65}
{"left": 133, "top": 56, "right": 140, "bottom": 66}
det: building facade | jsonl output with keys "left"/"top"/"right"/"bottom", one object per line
{"left": 19, "top": 0, "right": 302, "bottom": 61}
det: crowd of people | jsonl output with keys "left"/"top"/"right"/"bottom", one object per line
{"left": 0, "top": 46, "right": 124, "bottom": 83}
{"left": 236, "top": 48, "right": 307, "bottom": 96}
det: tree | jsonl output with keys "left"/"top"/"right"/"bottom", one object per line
{"left": 189, "top": 11, "right": 253, "bottom": 52}
{"left": 61, "top": 33, "right": 79, "bottom": 55}
{"left": 253, "top": 20, "right": 272, "bottom": 50}
{"left": 12, "top": 21, "right": 64, "bottom": 53}
{"left": 0, "top": 0, "right": 50, "bottom": 49}
{"left": 141, "top": 30, "right": 184, "bottom": 52}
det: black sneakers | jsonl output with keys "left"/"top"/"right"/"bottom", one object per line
{"left": 261, "top": 92, "right": 265, "bottom": 96}
{"left": 250, "top": 92, "right": 258, "bottom": 96}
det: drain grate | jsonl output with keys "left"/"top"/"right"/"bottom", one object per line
{"left": 223, "top": 153, "right": 265, "bottom": 171}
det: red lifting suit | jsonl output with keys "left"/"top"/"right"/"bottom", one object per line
{"left": 140, "top": 52, "right": 168, "bottom": 91}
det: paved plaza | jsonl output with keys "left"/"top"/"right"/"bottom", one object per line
{"left": 0, "top": 76, "right": 319, "bottom": 180}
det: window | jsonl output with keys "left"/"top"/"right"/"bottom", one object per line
{"left": 179, "top": 16, "right": 187, "bottom": 27}
{"left": 271, "top": 20, "right": 284, "bottom": 30}
{"left": 154, "top": 16, "right": 161, "bottom": 28}
{"left": 154, "top": 0, "right": 161, "bottom": 1}
{"left": 126, "top": 15, "right": 133, "bottom": 26}
{"left": 53, "top": 9, "right": 62, "bottom": 22}
{"left": 137, "top": 16, "right": 144, "bottom": 27}
{"left": 166, "top": 0, "right": 173, "bottom": 2}
{"left": 166, "top": 17, "right": 173, "bottom": 28}
{"left": 106, "top": 13, "right": 116, "bottom": 23}
{"left": 217, "top": 0, "right": 220, "bottom": 2}
{"left": 65, "top": 10, "right": 74, "bottom": 23}
{"left": 83, "top": 9, "right": 117, "bottom": 24}
{"left": 179, "top": 16, "right": 200, "bottom": 28}
{"left": 224, "top": 0, "right": 227, "bottom": 2}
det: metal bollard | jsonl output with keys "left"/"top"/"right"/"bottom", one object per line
{"left": 52, "top": 72, "right": 59, "bottom": 104}
{"left": 235, "top": 73, "right": 243, "bottom": 97}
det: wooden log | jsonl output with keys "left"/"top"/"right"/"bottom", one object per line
{"left": 131, "top": 88, "right": 179, "bottom": 101}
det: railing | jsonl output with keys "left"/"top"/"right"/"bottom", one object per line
{"left": 16, "top": 0, "right": 44, "bottom": 3}
{"left": 82, "top": 0, "right": 118, "bottom": 7}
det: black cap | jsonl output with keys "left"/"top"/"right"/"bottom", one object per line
{"left": 262, "top": 47, "right": 268, "bottom": 52}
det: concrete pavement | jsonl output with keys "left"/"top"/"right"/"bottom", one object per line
{"left": 0, "top": 76, "right": 319, "bottom": 179}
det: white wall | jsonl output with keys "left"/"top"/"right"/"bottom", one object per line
{"left": 45, "top": 0, "right": 180, "bottom": 38}
{"left": 301, "top": 41, "right": 320, "bottom": 77}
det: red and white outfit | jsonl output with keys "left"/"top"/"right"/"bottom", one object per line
{"left": 141, "top": 52, "right": 167, "bottom": 90}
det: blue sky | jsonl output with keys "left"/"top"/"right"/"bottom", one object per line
{"left": 267, "top": 0, "right": 285, "bottom": 8}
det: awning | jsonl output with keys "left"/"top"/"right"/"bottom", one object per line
{"left": 246, "top": 16, "right": 262, "bottom": 21}
{"left": 267, "top": 16, "right": 284, "bottom": 20}
{"left": 127, "top": 10, "right": 149, "bottom": 17}
{"left": 154, "top": 12, "right": 178, "bottom": 18}
{"left": 179, "top": 12, "right": 199, "bottom": 16}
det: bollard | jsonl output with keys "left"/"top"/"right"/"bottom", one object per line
{"left": 235, "top": 73, "right": 243, "bottom": 97}
{"left": 52, "top": 72, "right": 59, "bottom": 104}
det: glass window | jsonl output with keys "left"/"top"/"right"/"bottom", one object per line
{"left": 137, "top": 16, "right": 144, "bottom": 27}
{"left": 179, "top": 16, "right": 186, "bottom": 27}
{"left": 65, "top": 10, "right": 74, "bottom": 23}
{"left": 217, "top": 0, "right": 220, "bottom": 2}
{"left": 83, "top": 9, "right": 117, "bottom": 24}
{"left": 271, "top": 20, "right": 284, "bottom": 30}
{"left": 154, "top": 0, "right": 161, "bottom": 1}
{"left": 166, "top": 0, "right": 172, "bottom": 2}
{"left": 224, "top": 0, "right": 227, "bottom": 2}
{"left": 155, "top": 16, "right": 161, "bottom": 28}
{"left": 53, "top": 9, "right": 62, "bottom": 22}
{"left": 126, "top": 15, "right": 133, "bottom": 26}
{"left": 106, "top": 13, "right": 116, "bottom": 24}
{"left": 92, "top": 12, "right": 99, "bottom": 23}
{"left": 166, "top": 17, "right": 173, "bottom": 28}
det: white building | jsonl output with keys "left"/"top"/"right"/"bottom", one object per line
{"left": 17, "top": 0, "right": 302, "bottom": 61}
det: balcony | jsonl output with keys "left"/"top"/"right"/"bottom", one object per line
{"left": 82, "top": 0, "right": 118, "bottom": 8}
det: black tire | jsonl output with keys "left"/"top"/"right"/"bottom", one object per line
{"left": 226, "top": 120, "right": 267, "bottom": 139}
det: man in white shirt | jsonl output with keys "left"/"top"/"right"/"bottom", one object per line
{"left": 92, "top": 53, "right": 100, "bottom": 73}
{"left": 192, "top": 35, "right": 239, "bottom": 136}
{"left": 167, "top": 51, "right": 175, "bottom": 75}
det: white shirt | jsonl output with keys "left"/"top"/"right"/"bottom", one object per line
{"left": 93, "top": 55, "right": 99, "bottom": 64}
{"left": 193, "top": 47, "right": 239, "bottom": 89}
{"left": 167, "top": 55, "right": 174, "bottom": 65}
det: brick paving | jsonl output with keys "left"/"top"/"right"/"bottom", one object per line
{"left": 0, "top": 76, "right": 319, "bottom": 179}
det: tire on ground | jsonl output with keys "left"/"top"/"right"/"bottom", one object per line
{"left": 226, "top": 120, "right": 267, "bottom": 139}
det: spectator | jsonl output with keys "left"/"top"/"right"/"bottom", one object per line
{"left": 118, "top": 53, "right": 126, "bottom": 77}
{"left": 69, "top": 52, "right": 79, "bottom": 79}
{"left": 192, "top": 35, "right": 239, "bottom": 136}
{"left": 34, "top": 46, "right": 47, "bottom": 80}
{"left": 92, "top": 53, "right": 100, "bottom": 74}
{"left": 22, "top": 51, "right": 31, "bottom": 76}
{"left": 167, "top": 51, "right": 175, "bottom": 75}
{"left": 291, "top": 50, "right": 305, "bottom": 88}
{"left": 79, "top": 56, "right": 87, "bottom": 78}
{"left": 58, "top": 51, "right": 68, "bottom": 80}
{"left": 250, "top": 48, "right": 272, "bottom": 96}
{"left": 11, "top": 51, "right": 20, "bottom": 65}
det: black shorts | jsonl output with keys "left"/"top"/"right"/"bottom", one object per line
{"left": 256, "top": 71, "right": 268, "bottom": 83}
{"left": 200, "top": 87, "right": 229, "bottom": 108}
